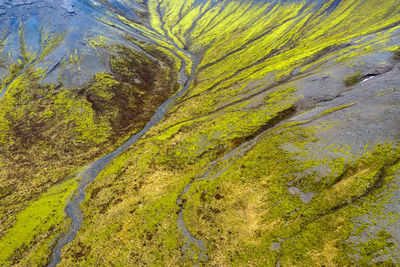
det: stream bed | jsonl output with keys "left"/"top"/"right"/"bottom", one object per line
{"left": 48, "top": 55, "right": 197, "bottom": 266}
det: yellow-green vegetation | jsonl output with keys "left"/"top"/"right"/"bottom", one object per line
{"left": 141, "top": 0, "right": 400, "bottom": 136}
{"left": 52, "top": 0, "right": 400, "bottom": 265}
{"left": 38, "top": 30, "right": 65, "bottom": 63}
{"left": 0, "top": 62, "right": 24, "bottom": 92}
{"left": 58, "top": 82, "right": 298, "bottom": 266}
{"left": 59, "top": 101, "right": 400, "bottom": 266}
{"left": 18, "top": 25, "right": 35, "bottom": 65}
{"left": 394, "top": 49, "right": 400, "bottom": 60}
{"left": 44, "top": 89, "right": 112, "bottom": 144}
{"left": 2, "top": 0, "right": 400, "bottom": 265}
{"left": 315, "top": 102, "right": 357, "bottom": 119}
{"left": 0, "top": 33, "right": 180, "bottom": 265}
{"left": 0, "top": 178, "right": 77, "bottom": 266}
{"left": 344, "top": 72, "right": 362, "bottom": 87}
{"left": 181, "top": 129, "right": 400, "bottom": 265}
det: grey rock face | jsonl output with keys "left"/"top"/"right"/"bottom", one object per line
{"left": 0, "top": 0, "right": 148, "bottom": 88}
{"left": 60, "top": 0, "right": 74, "bottom": 13}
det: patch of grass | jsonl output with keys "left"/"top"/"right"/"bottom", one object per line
{"left": 344, "top": 72, "right": 362, "bottom": 87}
{"left": 0, "top": 178, "right": 77, "bottom": 266}
{"left": 393, "top": 49, "right": 400, "bottom": 60}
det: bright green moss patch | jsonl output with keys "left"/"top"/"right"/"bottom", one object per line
{"left": 0, "top": 178, "right": 77, "bottom": 266}
{"left": 0, "top": 62, "right": 24, "bottom": 93}
{"left": 45, "top": 90, "right": 112, "bottom": 144}
{"left": 158, "top": 86, "right": 297, "bottom": 170}
{"left": 314, "top": 102, "right": 357, "bottom": 120}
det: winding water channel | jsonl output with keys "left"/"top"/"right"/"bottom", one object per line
{"left": 48, "top": 51, "right": 198, "bottom": 266}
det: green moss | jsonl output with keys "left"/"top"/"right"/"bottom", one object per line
{"left": 344, "top": 72, "right": 362, "bottom": 87}
{"left": 52, "top": 1, "right": 400, "bottom": 264}
{"left": 169, "top": 97, "right": 400, "bottom": 264}
{"left": 393, "top": 49, "right": 400, "bottom": 60}
{"left": 38, "top": 31, "right": 65, "bottom": 63}
{"left": 315, "top": 102, "right": 357, "bottom": 119}
{"left": 2, "top": 0, "right": 400, "bottom": 265}
{"left": 0, "top": 62, "right": 24, "bottom": 92}
{"left": 0, "top": 32, "right": 182, "bottom": 264}
{"left": 0, "top": 178, "right": 78, "bottom": 266}
{"left": 45, "top": 90, "right": 112, "bottom": 144}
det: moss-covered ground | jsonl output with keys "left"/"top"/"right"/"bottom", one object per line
{"left": 1, "top": 0, "right": 400, "bottom": 266}
{"left": 56, "top": 0, "right": 400, "bottom": 265}
{"left": 0, "top": 32, "right": 179, "bottom": 265}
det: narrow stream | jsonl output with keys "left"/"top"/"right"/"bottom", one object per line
{"left": 174, "top": 107, "right": 297, "bottom": 263}
{"left": 48, "top": 53, "right": 198, "bottom": 266}
{"left": 177, "top": 176, "right": 210, "bottom": 262}
{"left": 175, "top": 136, "right": 258, "bottom": 263}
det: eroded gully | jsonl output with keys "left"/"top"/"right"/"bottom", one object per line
{"left": 48, "top": 44, "right": 198, "bottom": 266}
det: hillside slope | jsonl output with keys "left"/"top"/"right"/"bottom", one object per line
{"left": 1, "top": 0, "right": 400, "bottom": 266}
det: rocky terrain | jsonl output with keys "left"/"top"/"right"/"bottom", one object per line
{"left": 0, "top": 0, "right": 400, "bottom": 266}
